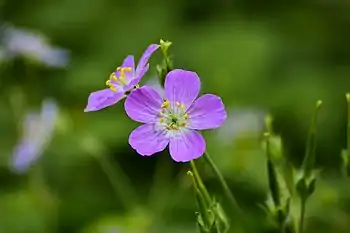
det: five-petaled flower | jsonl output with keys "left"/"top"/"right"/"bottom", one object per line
{"left": 124, "top": 69, "right": 227, "bottom": 162}
{"left": 84, "top": 44, "right": 160, "bottom": 112}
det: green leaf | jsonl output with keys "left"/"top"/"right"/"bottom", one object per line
{"left": 187, "top": 171, "right": 213, "bottom": 228}
{"left": 264, "top": 133, "right": 281, "bottom": 207}
{"left": 296, "top": 178, "right": 308, "bottom": 201}
{"left": 195, "top": 189, "right": 212, "bottom": 226}
{"left": 197, "top": 212, "right": 209, "bottom": 233}
{"left": 307, "top": 178, "right": 316, "bottom": 196}
{"left": 212, "top": 202, "right": 229, "bottom": 231}
{"left": 301, "top": 100, "right": 322, "bottom": 179}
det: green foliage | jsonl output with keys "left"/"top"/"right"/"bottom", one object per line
{"left": 1, "top": 0, "right": 350, "bottom": 233}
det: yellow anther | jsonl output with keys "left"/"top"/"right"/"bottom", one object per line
{"left": 135, "top": 84, "right": 140, "bottom": 88}
{"left": 110, "top": 73, "right": 118, "bottom": 81}
{"left": 110, "top": 86, "right": 117, "bottom": 92}
{"left": 117, "top": 67, "right": 132, "bottom": 73}
{"left": 176, "top": 102, "right": 181, "bottom": 107}
{"left": 180, "top": 104, "right": 185, "bottom": 109}
{"left": 106, "top": 79, "right": 117, "bottom": 92}
{"left": 122, "top": 67, "right": 132, "bottom": 72}
{"left": 171, "top": 125, "right": 179, "bottom": 130}
{"left": 165, "top": 125, "right": 171, "bottom": 130}
{"left": 161, "top": 100, "right": 170, "bottom": 108}
{"left": 184, "top": 113, "right": 189, "bottom": 119}
{"left": 160, "top": 118, "right": 164, "bottom": 123}
{"left": 119, "top": 75, "right": 127, "bottom": 85}
{"left": 114, "top": 67, "right": 132, "bottom": 86}
{"left": 159, "top": 112, "right": 164, "bottom": 116}
{"left": 180, "top": 122, "right": 186, "bottom": 127}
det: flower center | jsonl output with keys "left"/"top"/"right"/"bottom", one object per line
{"left": 105, "top": 67, "right": 132, "bottom": 92}
{"left": 159, "top": 100, "right": 189, "bottom": 131}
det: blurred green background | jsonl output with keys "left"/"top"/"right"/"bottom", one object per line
{"left": 1, "top": 0, "right": 350, "bottom": 232}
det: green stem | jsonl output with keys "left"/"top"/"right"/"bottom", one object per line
{"left": 298, "top": 200, "right": 306, "bottom": 233}
{"left": 190, "top": 160, "right": 211, "bottom": 206}
{"left": 160, "top": 40, "right": 172, "bottom": 71}
{"left": 162, "top": 50, "right": 170, "bottom": 69}
{"left": 345, "top": 94, "right": 350, "bottom": 178}
{"left": 340, "top": 94, "right": 350, "bottom": 178}
{"left": 302, "top": 100, "right": 322, "bottom": 179}
{"left": 96, "top": 155, "right": 138, "bottom": 211}
{"left": 203, "top": 151, "right": 241, "bottom": 213}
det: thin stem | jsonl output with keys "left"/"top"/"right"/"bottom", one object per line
{"left": 345, "top": 94, "right": 350, "bottom": 178}
{"left": 298, "top": 200, "right": 306, "bottom": 233}
{"left": 347, "top": 94, "right": 350, "bottom": 155}
{"left": 162, "top": 50, "right": 170, "bottom": 68}
{"left": 190, "top": 160, "right": 212, "bottom": 206}
{"left": 203, "top": 151, "right": 241, "bottom": 213}
{"left": 95, "top": 155, "right": 138, "bottom": 211}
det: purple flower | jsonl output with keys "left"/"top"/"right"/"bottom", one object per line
{"left": 124, "top": 69, "right": 227, "bottom": 162}
{"left": 84, "top": 44, "right": 160, "bottom": 112}
{"left": 11, "top": 99, "right": 59, "bottom": 173}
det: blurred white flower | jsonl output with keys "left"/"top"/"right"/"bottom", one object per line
{"left": 11, "top": 99, "right": 59, "bottom": 173}
{"left": 1, "top": 24, "right": 69, "bottom": 67}
{"left": 217, "top": 107, "right": 266, "bottom": 145}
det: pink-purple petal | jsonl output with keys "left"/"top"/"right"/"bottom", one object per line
{"left": 129, "top": 124, "right": 169, "bottom": 156}
{"left": 115, "top": 55, "right": 135, "bottom": 81}
{"left": 84, "top": 89, "right": 125, "bottom": 112}
{"left": 127, "top": 63, "right": 150, "bottom": 89}
{"left": 169, "top": 129, "right": 205, "bottom": 162}
{"left": 187, "top": 94, "right": 227, "bottom": 130}
{"left": 137, "top": 63, "right": 150, "bottom": 79}
{"left": 164, "top": 69, "right": 200, "bottom": 110}
{"left": 121, "top": 55, "right": 135, "bottom": 69}
{"left": 124, "top": 62, "right": 149, "bottom": 90}
{"left": 135, "top": 44, "right": 160, "bottom": 76}
{"left": 124, "top": 86, "right": 163, "bottom": 123}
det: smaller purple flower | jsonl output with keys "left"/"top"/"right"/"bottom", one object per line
{"left": 11, "top": 99, "right": 59, "bottom": 173}
{"left": 124, "top": 69, "right": 227, "bottom": 162}
{"left": 84, "top": 44, "right": 160, "bottom": 112}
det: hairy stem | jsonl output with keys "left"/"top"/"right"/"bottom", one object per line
{"left": 203, "top": 151, "right": 241, "bottom": 213}
{"left": 190, "top": 160, "right": 212, "bottom": 206}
